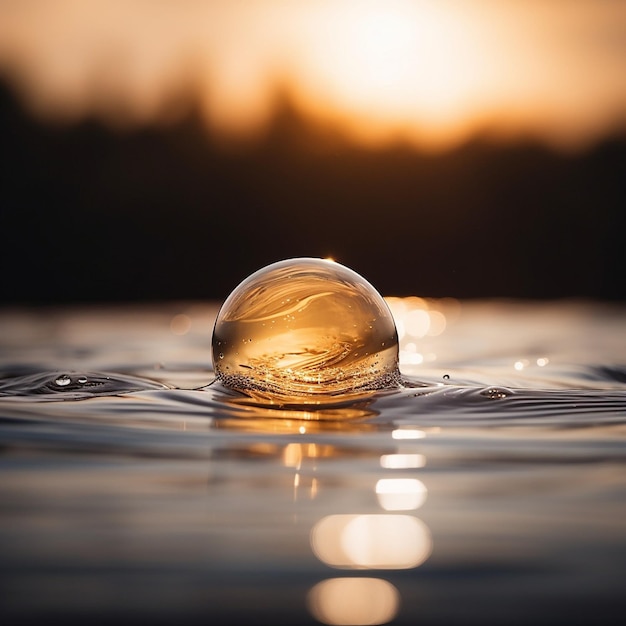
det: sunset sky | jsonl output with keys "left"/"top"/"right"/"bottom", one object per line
{"left": 1, "top": 0, "right": 625, "bottom": 152}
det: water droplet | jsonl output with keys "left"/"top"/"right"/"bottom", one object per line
{"left": 480, "top": 386, "right": 512, "bottom": 399}
{"left": 55, "top": 374, "right": 71, "bottom": 387}
{"left": 211, "top": 258, "right": 400, "bottom": 397}
{"left": 77, "top": 376, "right": 88, "bottom": 384}
{"left": 443, "top": 374, "right": 450, "bottom": 380}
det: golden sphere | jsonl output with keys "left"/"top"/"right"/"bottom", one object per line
{"left": 211, "top": 258, "right": 400, "bottom": 397}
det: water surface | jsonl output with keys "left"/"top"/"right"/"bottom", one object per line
{"left": 1, "top": 300, "right": 625, "bottom": 625}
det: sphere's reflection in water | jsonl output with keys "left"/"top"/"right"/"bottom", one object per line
{"left": 211, "top": 382, "right": 381, "bottom": 421}
{"left": 211, "top": 258, "right": 400, "bottom": 400}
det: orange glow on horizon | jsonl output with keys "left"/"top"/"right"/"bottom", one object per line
{"left": 0, "top": 0, "right": 624, "bottom": 152}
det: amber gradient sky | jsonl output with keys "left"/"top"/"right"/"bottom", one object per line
{"left": 0, "top": 0, "right": 625, "bottom": 151}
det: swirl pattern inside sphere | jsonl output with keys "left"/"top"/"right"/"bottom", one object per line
{"left": 211, "top": 258, "right": 400, "bottom": 397}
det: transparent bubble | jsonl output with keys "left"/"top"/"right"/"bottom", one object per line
{"left": 211, "top": 258, "right": 400, "bottom": 398}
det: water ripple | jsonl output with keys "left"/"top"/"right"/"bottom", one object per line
{"left": 0, "top": 370, "right": 167, "bottom": 399}
{"left": 0, "top": 369, "right": 624, "bottom": 431}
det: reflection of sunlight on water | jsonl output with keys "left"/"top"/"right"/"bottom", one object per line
{"left": 514, "top": 357, "right": 551, "bottom": 372}
{"left": 385, "top": 297, "right": 458, "bottom": 367}
{"left": 306, "top": 425, "right": 432, "bottom": 623}
{"left": 311, "top": 514, "right": 432, "bottom": 569}
{"left": 392, "top": 427, "right": 425, "bottom": 440}
{"left": 283, "top": 442, "right": 336, "bottom": 469}
{"left": 283, "top": 442, "right": 334, "bottom": 501}
{"left": 375, "top": 478, "right": 427, "bottom": 511}
{"left": 307, "top": 577, "right": 400, "bottom": 626}
{"left": 380, "top": 453, "right": 426, "bottom": 469}
{"left": 385, "top": 297, "right": 454, "bottom": 337}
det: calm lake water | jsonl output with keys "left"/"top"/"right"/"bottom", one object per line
{"left": 1, "top": 299, "right": 625, "bottom": 625}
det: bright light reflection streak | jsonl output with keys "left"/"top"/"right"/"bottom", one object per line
{"left": 392, "top": 428, "right": 425, "bottom": 440}
{"left": 376, "top": 478, "right": 427, "bottom": 511}
{"left": 342, "top": 515, "right": 431, "bottom": 569}
{"left": 311, "top": 514, "right": 432, "bottom": 569}
{"left": 380, "top": 453, "right": 426, "bottom": 469}
{"left": 283, "top": 442, "right": 303, "bottom": 469}
{"left": 307, "top": 577, "right": 400, "bottom": 626}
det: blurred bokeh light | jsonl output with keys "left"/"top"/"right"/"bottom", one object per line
{"left": 307, "top": 577, "right": 400, "bottom": 625}
{"left": 311, "top": 513, "right": 432, "bottom": 569}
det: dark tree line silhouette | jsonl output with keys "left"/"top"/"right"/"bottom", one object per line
{"left": 1, "top": 80, "right": 624, "bottom": 304}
